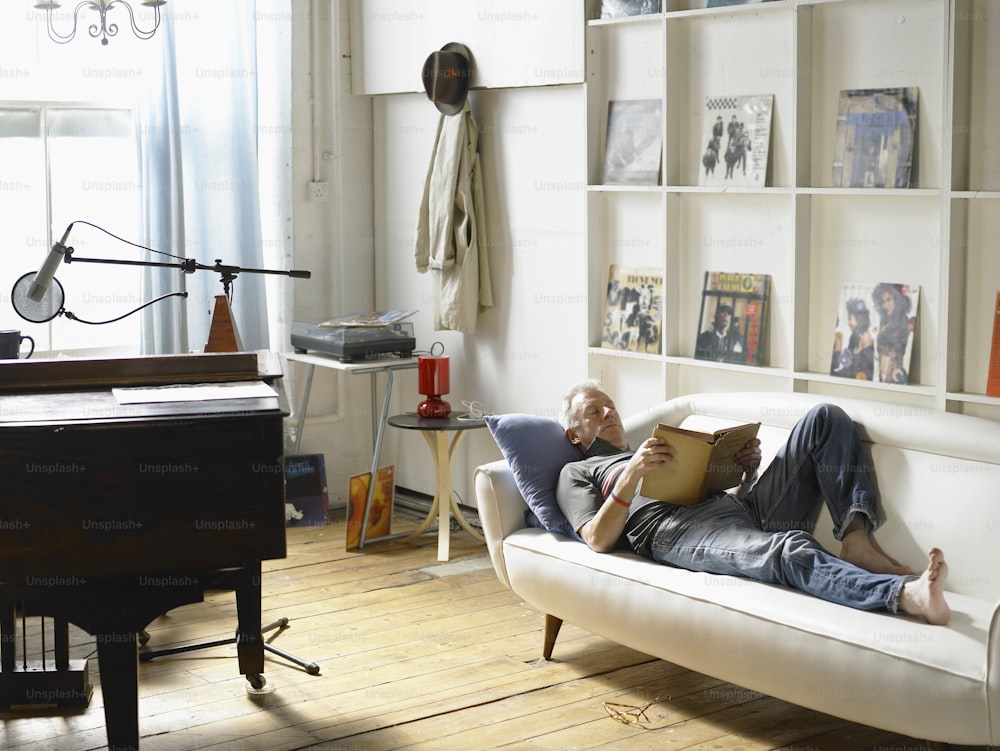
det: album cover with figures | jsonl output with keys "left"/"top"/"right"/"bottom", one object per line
{"left": 694, "top": 271, "right": 771, "bottom": 366}
{"left": 602, "top": 264, "right": 663, "bottom": 354}
{"left": 698, "top": 94, "right": 773, "bottom": 188}
{"left": 832, "top": 87, "right": 919, "bottom": 188}
{"left": 830, "top": 281, "right": 919, "bottom": 384}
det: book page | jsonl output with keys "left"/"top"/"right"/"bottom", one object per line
{"left": 703, "top": 422, "right": 761, "bottom": 492}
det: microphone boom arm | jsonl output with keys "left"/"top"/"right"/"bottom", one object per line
{"left": 63, "top": 248, "right": 312, "bottom": 298}
{"left": 14, "top": 220, "right": 312, "bottom": 327}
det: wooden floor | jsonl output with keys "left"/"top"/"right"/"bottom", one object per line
{"left": 0, "top": 511, "right": 993, "bottom": 751}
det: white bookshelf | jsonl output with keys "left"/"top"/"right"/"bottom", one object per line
{"left": 585, "top": 0, "right": 1000, "bottom": 421}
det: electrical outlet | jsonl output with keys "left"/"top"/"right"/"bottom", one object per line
{"left": 308, "top": 181, "right": 329, "bottom": 201}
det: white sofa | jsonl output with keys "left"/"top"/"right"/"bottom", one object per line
{"left": 475, "top": 391, "right": 1000, "bottom": 748}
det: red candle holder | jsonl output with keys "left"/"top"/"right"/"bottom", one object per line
{"left": 417, "top": 355, "right": 451, "bottom": 418}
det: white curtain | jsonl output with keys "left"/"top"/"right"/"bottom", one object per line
{"left": 139, "top": 0, "right": 292, "bottom": 354}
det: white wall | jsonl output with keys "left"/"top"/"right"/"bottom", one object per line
{"left": 288, "top": 1, "right": 590, "bottom": 505}
{"left": 287, "top": 0, "right": 383, "bottom": 503}
{"left": 372, "top": 86, "right": 589, "bottom": 498}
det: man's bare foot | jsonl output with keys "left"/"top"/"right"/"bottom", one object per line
{"left": 840, "top": 528, "right": 912, "bottom": 575}
{"left": 898, "top": 548, "right": 950, "bottom": 625}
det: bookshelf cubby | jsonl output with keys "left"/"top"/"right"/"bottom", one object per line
{"left": 585, "top": 0, "right": 1000, "bottom": 421}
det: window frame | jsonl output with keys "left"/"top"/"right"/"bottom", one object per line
{"left": 1, "top": 100, "right": 144, "bottom": 358}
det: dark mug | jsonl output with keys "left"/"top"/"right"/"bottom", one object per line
{"left": 0, "top": 330, "right": 34, "bottom": 360}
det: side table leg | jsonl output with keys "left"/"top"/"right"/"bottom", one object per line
{"left": 360, "top": 369, "right": 396, "bottom": 549}
{"left": 292, "top": 363, "right": 316, "bottom": 455}
{"left": 445, "top": 432, "right": 485, "bottom": 544}
{"left": 434, "top": 430, "right": 451, "bottom": 561}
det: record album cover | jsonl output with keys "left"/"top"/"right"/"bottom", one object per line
{"left": 832, "top": 87, "right": 919, "bottom": 188}
{"left": 694, "top": 271, "right": 771, "bottom": 366}
{"left": 346, "top": 465, "right": 394, "bottom": 550}
{"left": 986, "top": 291, "right": 1000, "bottom": 397}
{"left": 602, "top": 264, "right": 663, "bottom": 354}
{"left": 830, "top": 281, "right": 919, "bottom": 384}
{"left": 699, "top": 94, "right": 773, "bottom": 188}
{"left": 603, "top": 99, "right": 663, "bottom": 186}
{"left": 285, "top": 454, "right": 330, "bottom": 527}
{"left": 600, "top": 0, "right": 660, "bottom": 18}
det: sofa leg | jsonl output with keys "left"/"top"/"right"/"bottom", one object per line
{"left": 543, "top": 614, "right": 563, "bottom": 660}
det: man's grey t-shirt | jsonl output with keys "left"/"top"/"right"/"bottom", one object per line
{"left": 556, "top": 437, "right": 681, "bottom": 555}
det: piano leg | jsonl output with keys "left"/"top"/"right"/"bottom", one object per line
{"left": 0, "top": 594, "right": 14, "bottom": 674}
{"left": 96, "top": 631, "right": 140, "bottom": 751}
{"left": 233, "top": 563, "right": 267, "bottom": 691}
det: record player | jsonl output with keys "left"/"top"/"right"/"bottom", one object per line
{"left": 290, "top": 320, "right": 415, "bottom": 363}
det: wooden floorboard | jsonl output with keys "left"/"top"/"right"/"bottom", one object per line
{"left": 0, "top": 514, "right": 993, "bottom": 751}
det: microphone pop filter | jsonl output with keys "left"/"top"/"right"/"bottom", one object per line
{"left": 12, "top": 272, "right": 65, "bottom": 323}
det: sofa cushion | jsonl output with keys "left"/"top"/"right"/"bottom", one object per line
{"left": 484, "top": 413, "right": 583, "bottom": 541}
{"left": 501, "top": 529, "right": 993, "bottom": 708}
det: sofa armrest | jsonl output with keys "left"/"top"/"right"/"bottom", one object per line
{"left": 474, "top": 460, "right": 528, "bottom": 589}
{"left": 988, "top": 597, "right": 1000, "bottom": 739}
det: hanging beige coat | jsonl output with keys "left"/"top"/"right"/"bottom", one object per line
{"left": 414, "top": 102, "right": 493, "bottom": 333}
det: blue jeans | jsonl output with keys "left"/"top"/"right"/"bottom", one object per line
{"left": 648, "top": 404, "right": 910, "bottom": 613}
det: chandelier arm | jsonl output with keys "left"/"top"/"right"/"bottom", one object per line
{"left": 111, "top": 0, "right": 162, "bottom": 41}
{"left": 42, "top": 2, "right": 90, "bottom": 45}
{"left": 40, "top": 1, "right": 163, "bottom": 46}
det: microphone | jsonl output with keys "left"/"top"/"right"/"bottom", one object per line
{"left": 28, "top": 223, "right": 74, "bottom": 303}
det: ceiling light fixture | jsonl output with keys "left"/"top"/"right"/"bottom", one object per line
{"left": 33, "top": 0, "right": 166, "bottom": 46}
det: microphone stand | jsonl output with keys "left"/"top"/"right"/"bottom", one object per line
{"left": 54, "top": 247, "right": 319, "bottom": 681}
{"left": 61, "top": 247, "right": 312, "bottom": 351}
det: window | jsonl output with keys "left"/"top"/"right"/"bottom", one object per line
{"left": 1, "top": 104, "right": 142, "bottom": 355}
{"left": 1, "top": 2, "right": 293, "bottom": 357}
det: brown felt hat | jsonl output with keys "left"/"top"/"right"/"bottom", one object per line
{"left": 421, "top": 42, "right": 472, "bottom": 116}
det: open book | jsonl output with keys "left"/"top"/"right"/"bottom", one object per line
{"left": 640, "top": 421, "right": 761, "bottom": 506}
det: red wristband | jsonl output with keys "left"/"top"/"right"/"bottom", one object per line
{"left": 610, "top": 492, "right": 631, "bottom": 508}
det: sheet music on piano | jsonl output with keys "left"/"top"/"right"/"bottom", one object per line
{"left": 112, "top": 380, "right": 278, "bottom": 405}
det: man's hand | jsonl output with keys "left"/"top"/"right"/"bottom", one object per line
{"left": 734, "top": 437, "right": 762, "bottom": 479}
{"left": 624, "top": 436, "right": 675, "bottom": 480}
{"left": 580, "top": 437, "right": 675, "bottom": 553}
{"left": 734, "top": 437, "right": 762, "bottom": 496}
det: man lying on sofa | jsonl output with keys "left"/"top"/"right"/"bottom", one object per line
{"left": 556, "top": 379, "right": 950, "bottom": 626}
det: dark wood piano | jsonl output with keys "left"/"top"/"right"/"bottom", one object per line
{"left": 0, "top": 353, "right": 289, "bottom": 751}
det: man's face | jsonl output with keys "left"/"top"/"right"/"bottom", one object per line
{"left": 566, "top": 389, "right": 627, "bottom": 452}
{"left": 714, "top": 308, "right": 731, "bottom": 331}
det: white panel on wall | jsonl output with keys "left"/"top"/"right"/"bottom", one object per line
{"left": 350, "top": 0, "right": 585, "bottom": 96}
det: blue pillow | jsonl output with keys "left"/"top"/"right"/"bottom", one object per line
{"left": 484, "top": 413, "right": 584, "bottom": 542}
